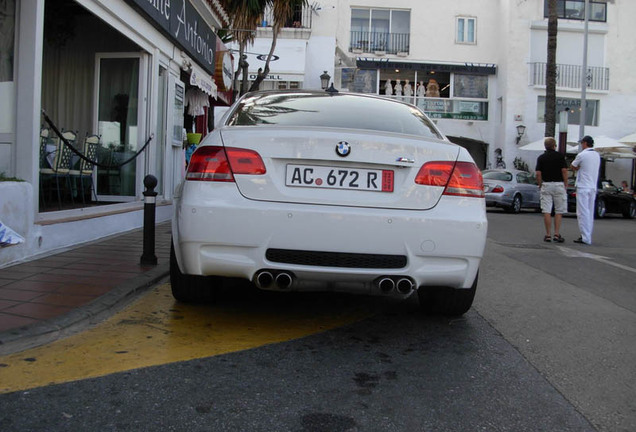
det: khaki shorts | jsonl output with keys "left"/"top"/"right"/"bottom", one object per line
{"left": 540, "top": 182, "right": 567, "bottom": 214}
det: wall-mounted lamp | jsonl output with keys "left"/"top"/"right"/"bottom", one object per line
{"left": 516, "top": 124, "right": 526, "bottom": 144}
{"left": 320, "top": 71, "right": 331, "bottom": 90}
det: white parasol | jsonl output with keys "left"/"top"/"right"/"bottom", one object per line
{"left": 519, "top": 137, "right": 578, "bottom": 152}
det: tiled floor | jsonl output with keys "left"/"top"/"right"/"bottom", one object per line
{"left": 0, "top": 223, "right": 172, "bottom": 333}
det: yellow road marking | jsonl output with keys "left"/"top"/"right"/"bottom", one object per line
{"left": 0, "top": 283, "right": 375, "bottom": 394}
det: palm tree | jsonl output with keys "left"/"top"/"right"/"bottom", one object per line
{"left": 220, "top": 0, "right": 308, "bottom": 96}
{"left": 219, "top": 0, "right": 268, "bottom": 96}
{"left": 248, "top": 0, "right": 308, "bottom": 92}
{"left": 545, "top": 0, "right": 558, "bottom": 139}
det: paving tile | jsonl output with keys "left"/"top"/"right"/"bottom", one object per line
{"left": 0, "top": 269, "right": 41, "bottom": 280}
{"left": 0, "top": 299, "right": 20, "bottom": 310}
{"left": 54, "top": 284, "right": 111, "bottom": 296}
{"left": 0, "top": 278, "right": 14, "bottom": 287}
{"left": 0, "top": 288, "right": 44, "bottom": 302}
{"left": 4, "top": 302, "right": 72, "bottom": 320}
{"left": 2, "top": 279, "right": 66, "bottom": 293}
{"left": 32, "top": 293, "right": 95, "bottom": 307}
{"left": 0, "top": 313, "right": 38, "bottom": 332}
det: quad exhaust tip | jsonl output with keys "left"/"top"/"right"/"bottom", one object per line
{"left": 376, "top": 276, "right": 415, "bottom": 294}
{"left": 255, "top": 271, "right": 274, "bottom": 289}
{"left": 275, "top": 272, "right": 293, "bottom": 289}
{"left": 254, "top": 270, "right": 294, "bottom": 290}
{"left": 396, "top": 278, "right": 415, "bottom": 294}
{"left": 378, "top": 277, "right": 395, "bottom": 293}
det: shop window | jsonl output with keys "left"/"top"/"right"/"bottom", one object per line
{"left": 453, "top": 74, "right": 488, "bottom": 99}
{"left": 537, "top": 96, "right": 599, "bottom": 126}
{"left": 456, "top": 17, "right": 476, "bottom": 44}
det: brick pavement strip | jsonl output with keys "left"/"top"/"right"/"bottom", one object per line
{"left": 0, "top": 223, "right": 171, "bottom": 355}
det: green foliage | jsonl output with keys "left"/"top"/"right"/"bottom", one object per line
{"left": 0, "top": 173, "right": 24, "bottom": 182}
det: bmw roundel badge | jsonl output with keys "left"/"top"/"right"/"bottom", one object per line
{"left": 336, "top": 141, "right": 351, "bottom": 157}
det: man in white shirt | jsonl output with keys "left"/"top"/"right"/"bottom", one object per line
{"left": 570, "top": 135, "right": 601, "bottom": 245}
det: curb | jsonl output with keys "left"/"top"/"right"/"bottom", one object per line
{"left": 0, "top": 264, "right": 170, "bottom": 356}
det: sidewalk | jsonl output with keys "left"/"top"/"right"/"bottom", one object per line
{"left": 0, "top": 222, "right": 172, "bottom": 355}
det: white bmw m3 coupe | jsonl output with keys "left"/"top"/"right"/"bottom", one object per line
{"left": 171, "top": 90, "right": 487, "bottom": 316}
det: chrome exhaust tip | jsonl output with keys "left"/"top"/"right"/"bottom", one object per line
{"left": 396, "top": 278, "right": 415, "bottom": 294}
{"left": 255, "top": 271, "right": 274, "bottom": 289}
{"left": 275, "top": 272, "right": 293, "bottom": 289}
{"left": 378, "top": 277, "right": 395, "bottom": 293}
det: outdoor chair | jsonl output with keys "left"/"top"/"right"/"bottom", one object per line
{"left": 39, "top": 130, "right": 77, "bottom": 209}
{"left": 69, "top": 134, "right": 100, "bottom": 204}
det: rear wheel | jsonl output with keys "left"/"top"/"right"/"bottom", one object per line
{"left": 418, "top": 273, "right": 478, "bottom": 317}
{"left": 623, "top": 201, "right": 636, "bottom": 219}
{"left": 595, "top": 198, "right": 606, "bottom": 219}
{"left": 505, "top": 195, "right": 522, "bottom": 214}
{"left": 170, "top": 241, "right": 220, "bottom": 302}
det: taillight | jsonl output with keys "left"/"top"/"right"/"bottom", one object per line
{"left": 415, "top": 161, "right": 484, "bottom": 198}
{"left": 186, "top": 146, "right": 266, "bottom": 182}
{"left": 491, "top": 185, "right": 504, "bottom": 193}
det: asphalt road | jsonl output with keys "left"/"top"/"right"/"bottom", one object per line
{"left": 0, "top": 209, "right": 634, "bottom": 432}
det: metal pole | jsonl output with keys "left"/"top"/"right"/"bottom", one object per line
{"left": 140, "top": 175, "right": 158, "bottom": 266}
{"left": 579, "top": 0, "right": 590, "bottom": 140}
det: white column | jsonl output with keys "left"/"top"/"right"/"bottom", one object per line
{"left": 15, "top": 0, "right": 45, "bottom": 214}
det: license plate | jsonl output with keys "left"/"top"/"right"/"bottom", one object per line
{"left": 286, "top": 164, "right": 394, "bottom": 192}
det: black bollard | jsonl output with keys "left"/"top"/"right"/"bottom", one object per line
{"left": 140, "top": 175, "right": 158, "bottom": 266}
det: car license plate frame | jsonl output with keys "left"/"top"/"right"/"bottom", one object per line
{"left": 285, "top": 164, "right": 394, "bottom": 192}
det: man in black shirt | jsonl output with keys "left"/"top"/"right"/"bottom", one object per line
{"left": 535, "top": 137, "right": 569, "bottom": 242}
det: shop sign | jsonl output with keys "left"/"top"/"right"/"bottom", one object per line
{"left": 215, "top": 50, "right": 233, "bottom": 92}
{"left": 124, "top": 0, "right": 216, "bottom": 74}
{"left": 420, "top": 99, "right": 488, "bottom": 121}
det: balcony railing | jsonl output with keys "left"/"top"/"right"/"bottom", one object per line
{"left": 258, "top": 5, "right": 312, "bottom": 29}
{"left": 529, "top": 62, "right": 609, "bottom": 91}
{"left": 349, "top": 31, "right": 410, "bottom": 55}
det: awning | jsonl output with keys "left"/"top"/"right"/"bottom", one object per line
{"left": 182, "top": 53, "right": 218, "bottom": 98}
{"left": 356, "top": 59, "right": 497, "bottom": 75}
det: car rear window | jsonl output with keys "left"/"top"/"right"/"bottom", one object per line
{"left": 483, "top": 171, "right": 513, "bottom": 181}
{"left": 226, "top": 92, "right": 443, "bottom": 140}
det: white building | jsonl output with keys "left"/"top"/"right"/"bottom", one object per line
{"left": 246, "top": 0, "right": 634, "bottom": 180}
{"left": 2, "top": 0, "right": 634, "bottom": 267}
{"left": 0, "top": 0, "right": 233, "bottom": 267}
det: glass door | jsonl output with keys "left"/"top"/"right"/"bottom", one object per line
{"left": 94, "top": 53, "right": 146, "bottom": 201}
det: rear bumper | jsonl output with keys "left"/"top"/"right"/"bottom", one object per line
{"left": 173, "top": 183, "right": 487, "bottom": 293}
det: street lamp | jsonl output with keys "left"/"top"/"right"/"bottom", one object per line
{"left": 320, "top": 71, "right": 330, "bottom": 90}
{"left": 515, "top": 124, "right": 526, "bottom": 144}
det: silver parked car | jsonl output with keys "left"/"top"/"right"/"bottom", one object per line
{"left": 483, "top": 169, "right": 540, "bottom": 213}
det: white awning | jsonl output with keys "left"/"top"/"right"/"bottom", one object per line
{"left": 190, "top": 62, "right": 218, "bottom": 98}
{"left": 182, "top": 53, "right": 218, "bottom": 98}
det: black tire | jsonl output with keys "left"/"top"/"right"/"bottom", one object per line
{"left": 623, "top": 201, "right": 636, "bottom": 219}
{"left": 418, "top": 273, "right": 478, "bottom": 317}
{"left": 505, "top": 195, "right": 522, "bottom": 214}
{"left": 170, "top": 241, "right": 220, "bottom": 302}
{"left": 595, "top": 198, "right": 606, "bottom": 219}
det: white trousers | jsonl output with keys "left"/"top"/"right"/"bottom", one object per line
{"left": 576, "top": 188, "right": 596, "bottom": 244}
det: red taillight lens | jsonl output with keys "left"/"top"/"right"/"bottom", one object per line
{"left": 415, "top": 161, "right": 484, "bottom": 198}
{"left": 185, "top": 146, "right": 265, "bottom": 182}
{"left": 226, "top": 147, "right": 267, "bottom": 175}
{"left": 491, "top": 185, "right": 504, "bottom": 193}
